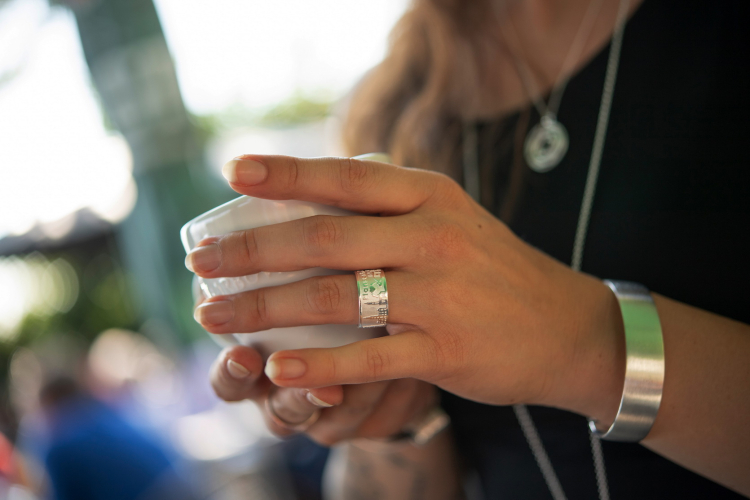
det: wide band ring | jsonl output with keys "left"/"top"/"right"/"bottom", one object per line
{"left": 265, "top": 389, "right": 321, "bottom": 433}
{"left": 355, "top": 269, "right": 389, "bottom": 328}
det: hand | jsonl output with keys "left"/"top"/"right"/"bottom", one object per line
{"left": 189, "top": 154, "right": 625, "bottom": 423}
{"left": 209, "top": 343, "right": 437, "bottom": 445}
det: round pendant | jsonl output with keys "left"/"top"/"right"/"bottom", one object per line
{"left": 523, "top": 116, "right": 569, "bottom": 173}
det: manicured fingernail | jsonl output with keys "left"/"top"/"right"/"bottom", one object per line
{"left": 185, "top": 244, "right": 222, "bottom": 273}
{"left": 227, "top": 359, "right": 250, "bottom": 379}
{"left": 222, "top": 158, "right": 268, "bottom": 185}
{"left": 194, "top": 300, "right": 234, "bottom": 326}
{"left": 306, "top": 392, "right": 333, "bottom": 407}
{"left": 265, "top": 358, "right": 306, "bottom": 380}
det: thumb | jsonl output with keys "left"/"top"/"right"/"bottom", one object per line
{"left": 210, "top": 346, "right": 266, "bottom": 402}
{"left": 307, "top": 385, "right": 344, "bottom": 407}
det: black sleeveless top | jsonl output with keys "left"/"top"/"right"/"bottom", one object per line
{"left": 442, "top": 0, "right": 750, "bottom": 498}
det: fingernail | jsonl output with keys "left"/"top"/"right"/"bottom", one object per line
{"left": 185, "top": 244, "right": 222, "bottom": 273}
{"left": 194, "top": 300, "right": 234, "bottom": 326}
{"left": 265, "top": 358, "right": 307, "bottom": 380}
{"left": 222, "top": 158, "right": 268, "bottom": 185}
{"left": 306, "top": 392, "right": 333, "bottom": 407}
{"left": 227, "top": 359, "right": 250, "bottom": 379}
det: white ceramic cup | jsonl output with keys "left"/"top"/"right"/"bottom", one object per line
{"left": 181, "top": 154, "right": 389, "bottom": 358}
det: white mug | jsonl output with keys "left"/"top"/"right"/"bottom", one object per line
{"left": 181, "top": 154, "right": 389, "bottom": 358}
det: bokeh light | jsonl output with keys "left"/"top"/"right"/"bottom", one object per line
{"left": 0, "top": 0, "right": 136, "bottom": 240}
{"left": 0, "top": 254, "right": 79, "bottom": 338}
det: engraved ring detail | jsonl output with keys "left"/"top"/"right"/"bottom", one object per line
{"left": 355, "top": 269, "right": 389, "bottom": 328}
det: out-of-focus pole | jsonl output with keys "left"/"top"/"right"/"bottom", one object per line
{"left": 66, "top": 0, "right": 225, "bottom": 342}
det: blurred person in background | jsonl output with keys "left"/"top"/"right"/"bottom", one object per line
{"left": 0, "top": 431, "right": 38, "bottom": 500}
{"left": 37, "top": 376, "right": 196, "bottom": 500}
{"left": 187, "top": 0, "right": 750, "bottom": 498}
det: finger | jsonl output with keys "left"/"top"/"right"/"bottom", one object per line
{"left": 356, "top": 379, "right": 436, "bottom": 439}
{"left": 193, "top": 272, "right": 412, "bottom": 334}
{"left": 261, "top": 387, "right": 313, "bottom": 437}
{"left": 262, "top": 385, "right": 343, "bottom": 438}
{"left": 306, "top": 381, "right": 390, "bottom": 446}
{"left": 307, "top": 386, "right": 344, "bottom": 408}
{"left": 266, "top": 387, "right": 320, "bottom": 426}
{"left": 209, "top": 346, "right": 266, "bottom": 402}
{"left": 266, "top": 385, "right": 345, "bottom": 423}
{"left": 221, "top": 155, "right": 458, "bottom": 215}
{"left": 264, "top": 331, "right": 438, "bottom": 388}
{"left": 185, "top": 214, "right": 412, "bottom": 277}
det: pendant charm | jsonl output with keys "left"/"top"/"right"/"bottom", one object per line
{"left": 524, "top": 115, "right": 569, "bottom": 173}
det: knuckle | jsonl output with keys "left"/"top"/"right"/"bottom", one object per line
{"left": 427, "top": 331, "right": 466, "bottom": 382}
{"left": 242, "top": 229, "right": 260, "bottom": 266}
{"left": 286, "top": 156, "right": 302, "bottom": 190}
{"left": 433, "top": 171, "right": 458, "bottom": 190}
{"left": 301, "top": 216, "right": 344, "bottom": 256}
{"left": 326, "top": 350, "right": 339, "bottom": 381}
{"left": 305, "top": 277, "right": 345, "bottom": 316}
{"left": 439, "top": 173, "right": 466, "bottom": 199}
{"left": 339, "top": 158, "right": 373, "bottom": 194}
{"left": 363, "top": 345, "right": 389, "bottom": 380}
{"left": 251, "top": 289, "right": 270, "bottom": 325}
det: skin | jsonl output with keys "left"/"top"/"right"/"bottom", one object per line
{"left": 474, "top": 0, "right": 645, "bottom": 118}
{"left": 192, "top": 154, "right": 750, "bottom": 496}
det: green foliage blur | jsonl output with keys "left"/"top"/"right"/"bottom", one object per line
{"left": 191, "top": 92, "right": 334, "bottom": 140}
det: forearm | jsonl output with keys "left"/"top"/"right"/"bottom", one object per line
{"left": 571, "top": 287, "right": 750, "bottom": 496}
{"left": 640, "top": 295, "right": 750, "bottom": 496}
{"left": 323, "top": 430, "right": 463, "bottom": 500}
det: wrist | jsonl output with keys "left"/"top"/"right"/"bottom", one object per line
{"left": 548, "top": 273, "right": 626, "bottom": 425}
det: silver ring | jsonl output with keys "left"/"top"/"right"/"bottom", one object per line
{"left": 355, "top": 269, "right": 389, "bottom": 328}
{"left": 265, "top": 389, "right": 320, "bottom": 433}
{"left": 390, "top": 406, "right": 452, "bottom": 446}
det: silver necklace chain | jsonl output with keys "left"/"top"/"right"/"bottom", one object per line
{"left": 463, "top": 0, "right": 631, "bottom": 498}
{"left": 499, "top": 0, "right": 605, "bottom": 120}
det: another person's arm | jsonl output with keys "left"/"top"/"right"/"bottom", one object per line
{"left": 190, "top": 154, "right": 750, "bottom": 496}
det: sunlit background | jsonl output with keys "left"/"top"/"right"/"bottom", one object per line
{"left": 0, "top": 0, "right": 409, "bottom": 497}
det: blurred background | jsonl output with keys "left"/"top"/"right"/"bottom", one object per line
{"left": 0, "top": 0, "right": 409, "bottom": 498}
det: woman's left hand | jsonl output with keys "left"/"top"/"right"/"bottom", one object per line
{"left": 188, "top": 154, "right": 625, "bottom": 423}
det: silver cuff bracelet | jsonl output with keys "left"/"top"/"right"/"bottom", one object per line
{"left": 588, "top": 280, "right": 665, "bottom": 442}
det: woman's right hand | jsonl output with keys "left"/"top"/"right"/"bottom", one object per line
{"left": 209, "top": 344, "right": 438, "bottom": 446}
